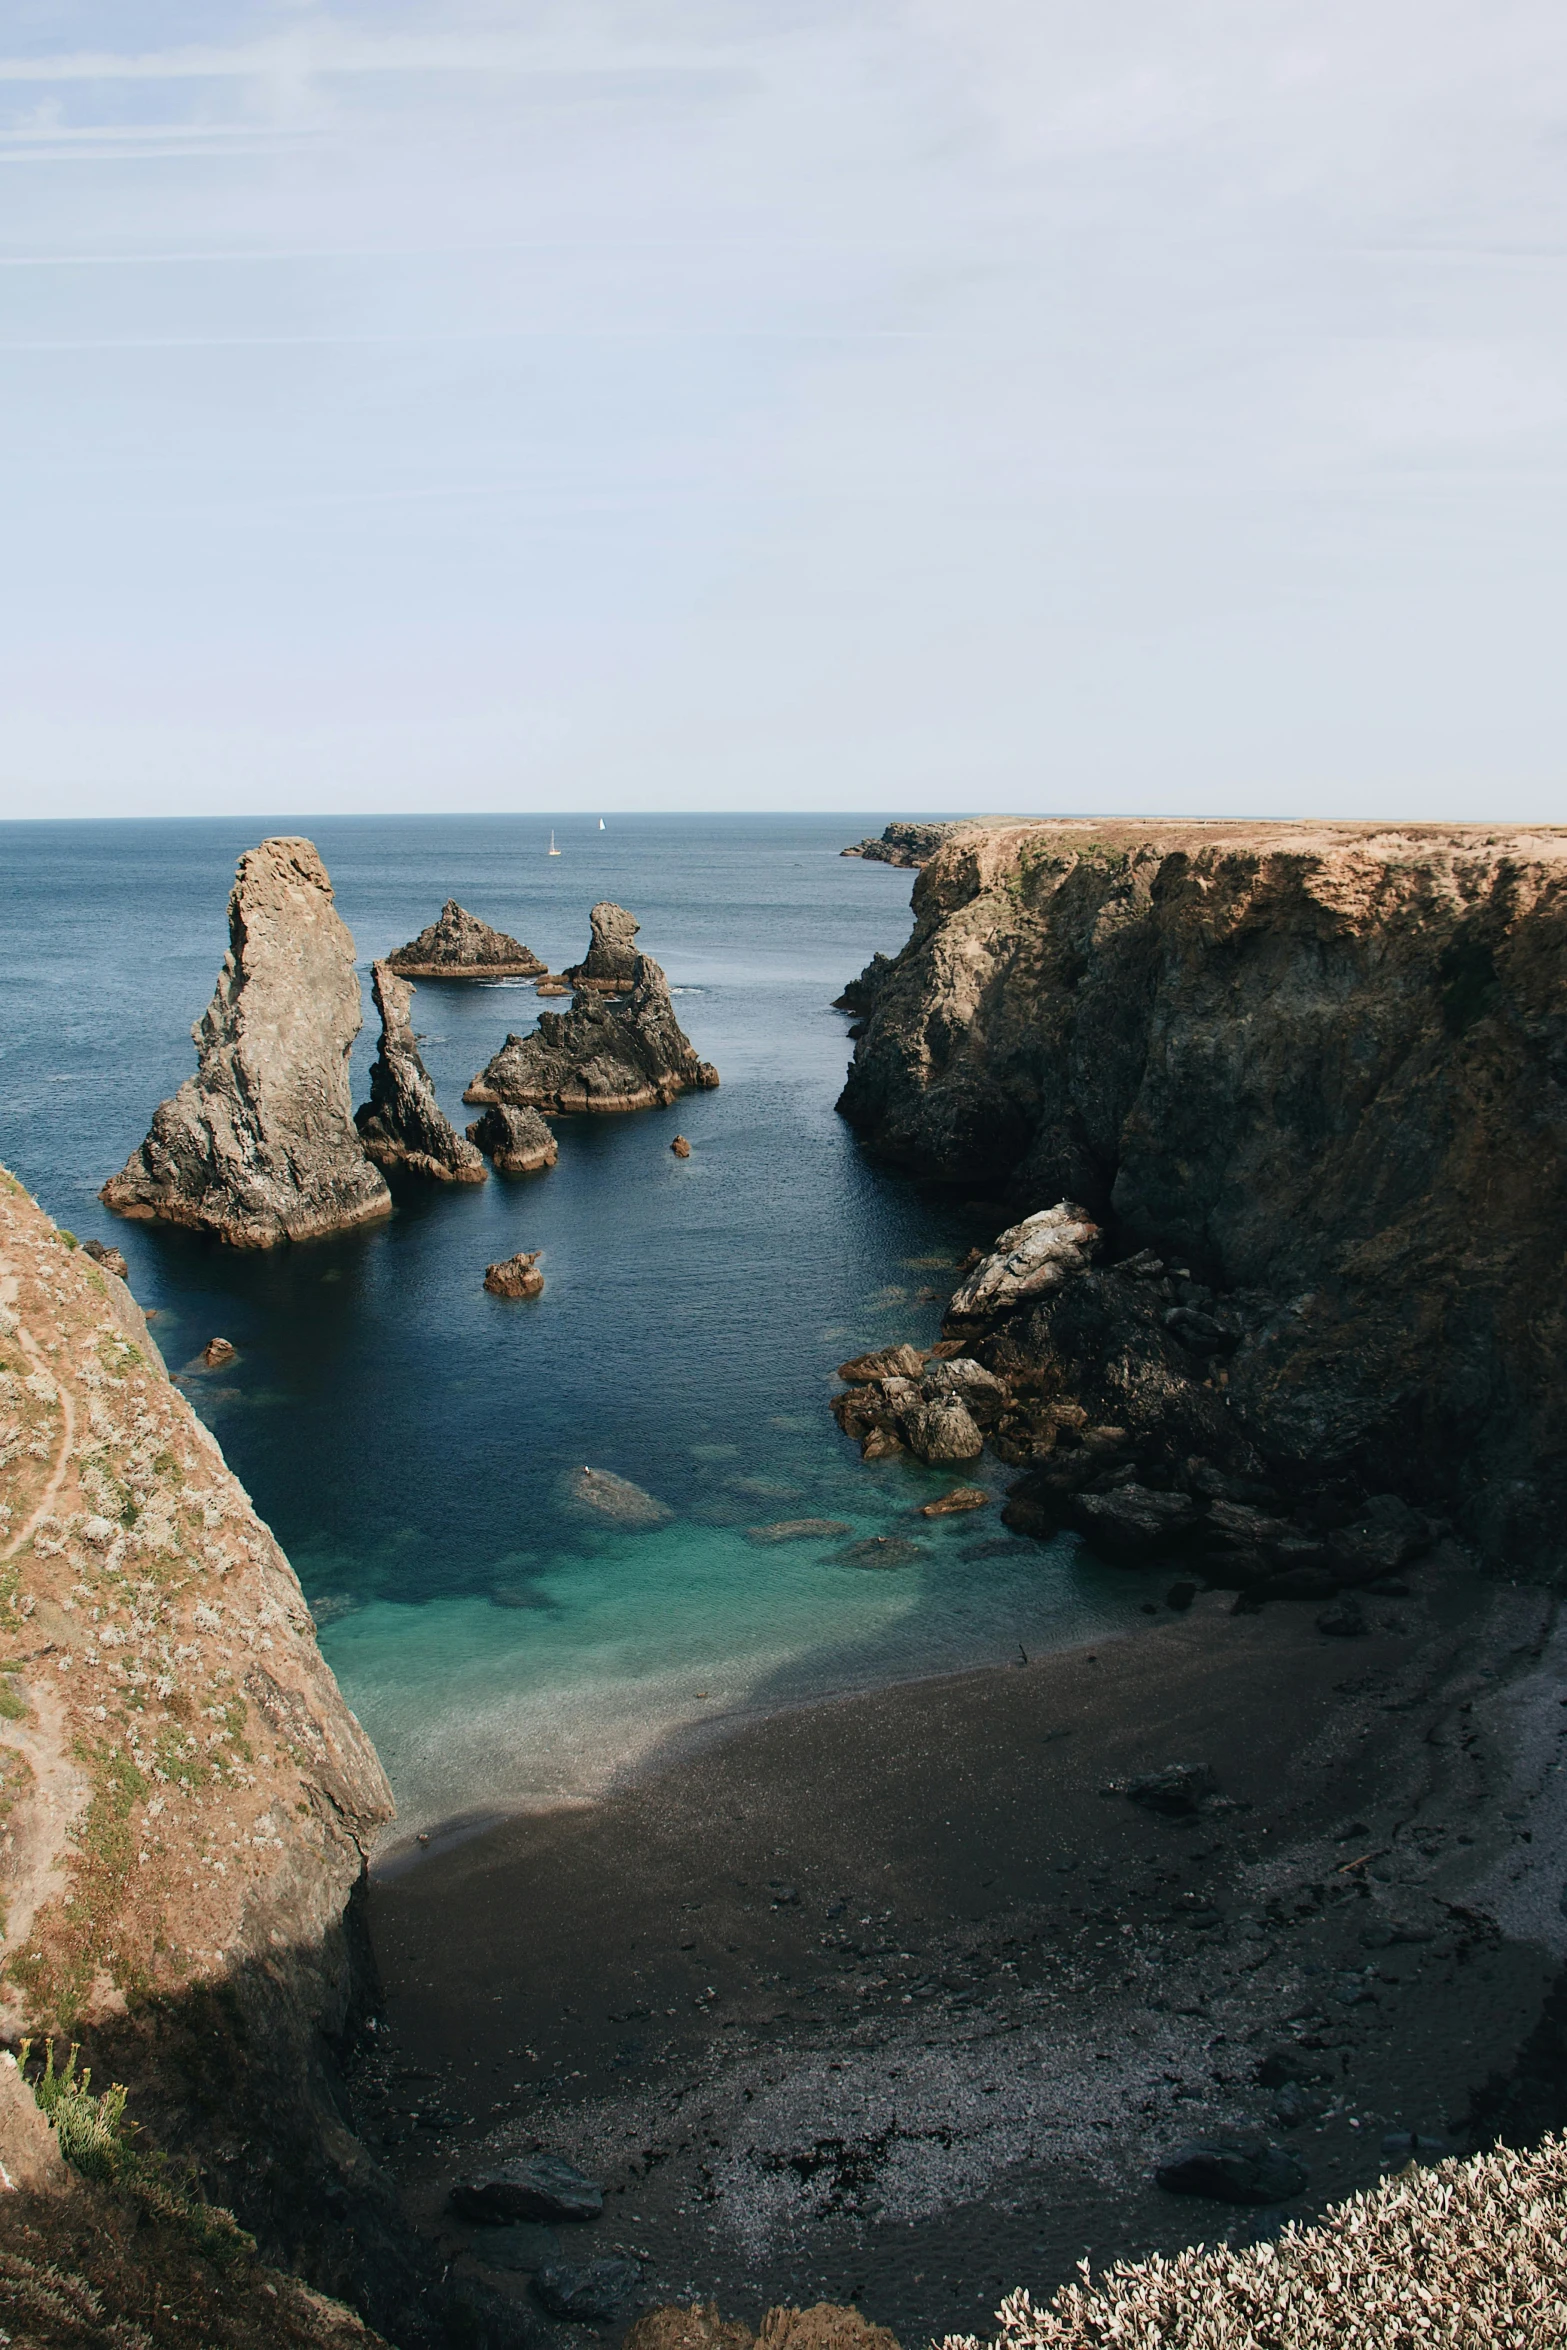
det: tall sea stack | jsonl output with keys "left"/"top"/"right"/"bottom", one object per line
{"left": 102, "top": 838, "right": 392, "bottom": 1247}
{"left": 355, "top": 961, "right": 487, "bottom": 1182}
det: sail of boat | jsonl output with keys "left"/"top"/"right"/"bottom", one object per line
{"left": 548, "top": 830, "right": 561, "bottom": 856}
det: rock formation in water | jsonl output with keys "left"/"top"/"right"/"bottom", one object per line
{"left": 355, "top": 961, "right": 487, "bottom": 1184}
{"left": 483, "top": 1249, "right": 544, "bottom": 1297}
{"left": 101, "top": 838, "right": 392, "bottom": 1248}
{"left": 840, "top": 821, "right": 972, "bottom": 867}
{"left": 835, "top": 819, "right": 1567, "bottom": 1575}
{"left": 564, "top": 901, "right": 642, "bottom": 991}
{"left": 0, "top": 1167, "right": 408, "bottom": 2330}
{"left": 466, "top": 1102, "right": 559, "bottom": 1172}
{"left": 385, "top": 899, "right": 545, "bottom": 980}
{"left": 463, "top": 954, "right": 719, "bottom": 1114}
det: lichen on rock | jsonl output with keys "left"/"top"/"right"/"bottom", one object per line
{"left": 101, "top": 839, "right": 391, "bottom": 1249}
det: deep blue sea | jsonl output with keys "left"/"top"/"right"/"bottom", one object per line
{"left": 0, "top": 815, "right": 1138, "bottom": 1842}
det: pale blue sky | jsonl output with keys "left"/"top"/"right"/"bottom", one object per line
{"left": 3, "top": 2, "right": 1566, "bottom": 820}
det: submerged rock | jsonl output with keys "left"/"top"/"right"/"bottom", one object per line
{"left": 101, "top": 837, "right": 392, "bottom": 1247}
{"left": 564, "top": 902, "right": 643, "bottom": 992}
{"left": 745, "top": 1518, "right": 854, "bottom": 1545}
{"left": 357, "top": 961, "right": 488, "bottom": 1183}
{"left": 838, "top": 1535, "right": 922, "bottom": 1569}
{"left": 467, "top": 1102, "right": 559, "bottom": 1174}
{"left": 452, "top": 2154, "right": 605, "bottom": 2225}
{"left": 387, "top": 899, "right": 545, "bottom": 980}
{"left": 484, "top": 1251, "right": 544, "bottom": 1299}
{"left": 464, "top": 954, "right": 719, "bottom": 1114}
{"left": 565, "top": 1466, "right": 673, "bottom": 1526}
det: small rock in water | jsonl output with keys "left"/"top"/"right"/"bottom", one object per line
{"left": 1126, "top": 1763, "right": 1218, "bottom": 1818}
{"left": 920, "top": 1486, "right": 990, "bottom": 1518}
{"left": 484, "top": 1251, "right": 544, "bottom": 1299}
{"left": 903, "top": 1394, "right": 984, "bottom": 1463}
{"left": 451, "top": 2154, "right": 605, "bottom": 2225}
{"left": 670, "top": 1135, "right": 691, "bottom": 1157}
{"left": 860, "top": 1427, "right": 904, "bottom": 1460}
{"left": 745, "top": 1519, "right": 854, "bottom": 1546}
{"left": 203, "top": 1337, "right": 237, "bottom": 1368}
{"left": 82, "top": 1238, "right": 129, "bottom": 1279}
{"left": 1155, "top": 2141, "right": 1308, "bottom": 2204}
{"left": 532, "top": 2258, "right": 643, "bottom": 2322}
{"left": 566, "top": 1466, "right": 673, "bottom": 1526}
{"left": 838, "top": 1534, "right": 923, "bottom": 1570}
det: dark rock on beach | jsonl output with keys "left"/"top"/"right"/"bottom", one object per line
{"left": 1155, "top": 2141, "right": 1308, "bottom": 2205}
{"left": 533, "top": 2258, "right": 643, "bottom": 2322}
{"left": 387, "top": 899, "right": 545, "bottom": 980}
{"left": 451, "top": 2154, "right": 605, "bottom": 2225}
{"left": 357, "top": 960, "right": 488, "bottom": 1183}
{"left": 1126, "top": 1762, "right": 1218, "bottom": 1817}
{"left": 484, "top": 1251, "right": 544, "bottom": 1299}
{"left": 564, "top": 902, "right": 643, "bottom": 992}
{"left": 464, "top": 950, "right": 719, "bottom": 1114}
{"left": 467, "top": 1102, "right": 559, "bottom": 1174}
{"left": 102, "top": 836, "right": 392, "bottom": 1247}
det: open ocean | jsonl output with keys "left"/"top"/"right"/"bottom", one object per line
{"left": 0, "top": 814, "right": 1139, "bottom": 1844}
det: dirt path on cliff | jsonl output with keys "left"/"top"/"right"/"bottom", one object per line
{"left": 361, "top": 1554, "right": 1566, "bottom": 2348}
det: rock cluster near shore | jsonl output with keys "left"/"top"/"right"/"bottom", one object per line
{"left": 464, "top": 951, "right": 719, "bottom": 1113}
{"left": 356, "top": 961, "right": 487, "bottom": 1183}
{"left": 386, "top": 899, "right": 544, "bottom": 980}
{"left": 102, "top": 838, "right": 392, "bottom": 1248}
{"left": 836, "top": 819, "right": 1567, "bottom": 1575}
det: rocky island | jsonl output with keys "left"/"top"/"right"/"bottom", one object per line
{"left": 466, "top": 1102, "right": 559, "bottom": 1172}
{"left": 386, "top": 900, "right": 545, "bottom": 981}
{"left": 355, "top": 961, "right": 487, "bottom": 1183}
{"left": 101, "top": 837, "right": 392, "bottom": 1248}
{"left": 836, "top": 819, "right": 1567, "bottom": 1580}
{"left": 563, "top": 901, "right": 643, "bottom": 992}
{"left": 464, "top": 924, "right": 719, "bottom": 1113}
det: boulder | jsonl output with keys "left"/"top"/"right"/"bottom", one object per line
{"left": 357, "top": 961, "right": 488, "bottom": 1183}
{"left": 564, "top": 902, "right": 642, "bottom": 992}
{"left": 671, "top": 1135, "right": 691, "bottom": 1157}
{"left": 451, "top": 2154, "right": 605, "bottom": 2225}
{"left": 467, "top": 1103, "right": 559, "bottom": 1174}
{"left": 1155, "top": 2141, "right": 1308, "bottom": 2204}
{"left": 387, "top": 899, "right": 545, "bottom": 979}
{"left": 919, "top": 1358, "right": 1009, "bottom": 1419}
{"left": 203, "top": 1336, "right": 238, "bottom": 1368}
{"left": 1329, "top": 1494, "right": 1433, "bottom": 1583}
{"left": 1126, "top": 1763, "right": 1218, "bottom": 1817}
{"left": 81, "top": 1237, "right": 129, "bottom": 1279}
{"left": 902, "top": 1394, "right": 984, "bottom": 1463}
{"left": 1316, "top": 1597, "right": 1368, "bottom": 1637}
{"left": 464, "top": 955, "right": 719, "bottom": 1114}
{"left": 945, "top": 1203, "right": 1100, "bottom": 1322}
{"left": 1071, "top": 1483, "right": 1200, "bottom": 1564}
{"left": 102, "top": 837, "right": 392, "bottom": 1247}
{"left": 919, "top": 1486, "right": 990, "bottom": 1517}
{"left": 484, "top": 1252, "right": 544, "bottom": 1299}
{"left": 534, "top": 2260, "right": 644, "bottom": 2322}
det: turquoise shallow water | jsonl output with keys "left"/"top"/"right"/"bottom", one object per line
{"left": 1, "top": 815, "right": 1141, "bottom": 1838}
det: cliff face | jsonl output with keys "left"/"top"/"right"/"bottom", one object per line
{"left": 837, "top": 821, "right": 1567, "bottom": 1568}
{"left": 102, "top": 840, "right": 392, "bottom": 1248}
{"left": 0, "top": 1170, "right": 409, "bottom": 2324}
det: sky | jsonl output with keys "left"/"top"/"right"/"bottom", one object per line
{"left": 2, "top": 1, "right": 1566, "bottom": 822}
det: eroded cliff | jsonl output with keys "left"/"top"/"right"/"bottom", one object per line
{"left": 0, "top": 1170, "right": 411, "bottom": 2327}
{"left": 837, "top": 820, "right": 1567, "bottom": 1571}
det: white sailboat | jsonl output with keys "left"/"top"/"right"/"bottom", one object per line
{"left": 599, "top": 817, "right": 605, "bottom": 830}
{"left": 548, "top": 830, "right": 561, "bottom": 856}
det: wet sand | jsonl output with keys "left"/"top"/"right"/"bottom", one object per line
{"left": 358, "top": 1551, "right": 1567, "bottom": 2346}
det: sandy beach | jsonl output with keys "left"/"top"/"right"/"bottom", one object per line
{"left": 359, "top": 1546, "right": 1567, "bottom": 2345}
